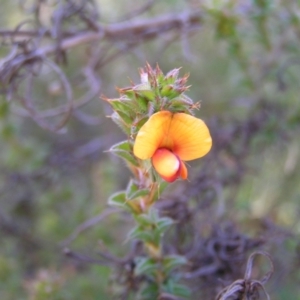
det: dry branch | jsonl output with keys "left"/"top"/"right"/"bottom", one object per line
{"left": 0, "top": 5, "right": 203, "bottom": 131}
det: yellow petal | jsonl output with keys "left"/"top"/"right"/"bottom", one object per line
{"left": 152, "top": 148, "right": 180, "bottom": 182}
{"left": 133, "top": 111, "right": 173, "bottom": 159}
{"left": 168, "top": 113, "right": 212, "bottom": 161}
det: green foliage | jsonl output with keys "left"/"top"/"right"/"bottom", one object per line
{"left": 162, "top": 255, "right": 187, "bottom": 277}
{"left": 1, "top": 0, "right": 300, "bottom": 299}
{"left": 109, "top": 140, "right": 139, "bottom": 167}
{"left": 129, "top": 208, "right": 174, "bottom": 245}
{"left": 134, "top": 257, "right": 158, "bottom": 277}
{"left": 126, "top": 180, "right": 149, "bottom": 200}
{"left": 162, "top": 280, "right": 191, "bottom": 298}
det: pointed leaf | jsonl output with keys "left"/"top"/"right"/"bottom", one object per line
{"left": 108, "top": 99, "right": 135, "bottom": 116}
{"left": 126, "top": 180, "right": 139, "bottom": 199}
{"left": 163, "top": 280, "right": 191, "bottom": 298}
{"left": 131, "top": 115, "right": 149, "bottom": 137}
{"left": 135, "top": 213, "right": 154, "bottom": 227}
{"left": 134, "top": 83, "right": 156, "bottom": 102}
{"left": 135, "top": 90, "right": 156, "bottom": 102}
{"left": 135, "top": 95, "right": 148, "bottom": 111}
{"left": 139, "top": 283, "right": 159, "bottom": 300}
{"left": 111, "top": 112, "right": 131, "bottom": 135}
{"left": 108, "top": 191, "right": 127, "bottom": 208}
{"left": 135, "top": 257, "right": 157, "bottom": 276}
{"left": 112, "top": 150, "right": 139, "bottom": 166}
{"left": 126, "top": 180, "right": 150, "bottom": 200}
{"left": 116, "top": 110, "right": 133, "bottom": 125}
{"left": 129, "top": 189, "right": 150, "bottom": 200}
{"left": 156, "top": 217, "right": 174, "bottom": 235}
{"left": 111, "top": 140, "right": 132, "bottom": 151}
{"left": 110, "top": 141, "right": 139, "bottom": 166}
{"left": 163, "top": 255, "right": 188, "bottom": 275}
{"left": 152, "top": 181, "right": 168, "bottom": 202}
{"left": 128, "top": 226, "right": 154, "bottom": 243}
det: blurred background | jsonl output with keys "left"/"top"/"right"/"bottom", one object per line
{"left": 0, "top": 0, "right": 300, "bottom": 299}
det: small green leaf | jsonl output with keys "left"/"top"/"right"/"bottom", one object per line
{"left": 111, "top": 140, "right": 132, "bottom": 151}
{"left": 166, "top": 101, "right": 191, "bottom": 113}
{"left": 111, "top": 150, "right": 138, "bottom": 166}
{"left": 160, "top": 84, "right": 180, "bottom": 99}
{"left": 116, "top": 110, "right": 133, "bottom": 125}
{"left": 129, "top": 189, "right": 150, "bottom": 200}
{"left": 111, "top": 112, "right": 131, "bottom": 135}
{"left": 135, "top": 115, "right": 149, "bottom": 128}
{"left": 135, "top": 257, "right": 157, "bottom": 276}
{"left": 156, "top": 217, "right": 174, "bottom": 235}
{"left": 126, "top": 180, "right": 139, "bottom": 199}
{"left": 126, "top": 180, "right": 150, "bottom": 200}
{"left": 134, "top": 83, "right": 156, "bottom": 102}
{"left": 163, "top": 255, "right": 187, "bottom": 275}
{"left": 135, "top": 95, "right": 148, "bottom": 111}
{"left": 160, "top": 84, "right": 173, "bottom": 97}
{"left": 128, "top": 226, "right": 154, "bottom": 243}
{"left": 139, "top": 283, "right": 159, "bottom": 300}
{"left": 108, "top": 191, "right": 141, "bottom": 213}
{"left": 163, "top": 280, "right": 191, "bottom": 298}
{"left": 108, "top": 99, "right": 135, "bottom": 116}
{"left": 110, "top": 141, "right": 139, "bottom": 166}
{"left": 108, "top": 191, "right": 127, "bottom": 208}
{"left": 135, "top": 214, "right": 154, "bottom": 227}
{"left": 172, "top": 284, "right": 190, "bottom": 298}
{"left": 136, "top": 90, "right": 156, "bottom": 102}
{"left": 131, "top": 115, "right": 149, "bottom": 136}
{"left": 152, "top": 181, "right": 168, "bottom": 202}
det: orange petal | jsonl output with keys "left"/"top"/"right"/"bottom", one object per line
{"left": 133, "top": 111, "right": 173, "bottom": 159}
{"left": 133, "top": 111, "right": 212, "bottom": 161}
{"left": 179, "top": 160, "right": 188, "bottom": 180}
{"left": 152, "top": 148, "right": 180, "bottom": 182}
{"left": 168, "top": 113, "right": 212, "bottom": 161}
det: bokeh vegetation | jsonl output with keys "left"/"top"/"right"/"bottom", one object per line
{"left": 1, "top": 0, "right": 300, "bottom": 299}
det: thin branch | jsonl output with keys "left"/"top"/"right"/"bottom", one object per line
{"left": 61, "top": 208, "right": 121, "bottom": 247}
{"left": 116, "top": 0, "right": 156, "bottom": 22}
{"left": 63, "top": 248, "right": 111, "bottom": 266}
{"left": 1, "top": 11, "right": 203, "bottom": 57}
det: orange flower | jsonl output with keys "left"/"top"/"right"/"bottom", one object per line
{"left": 133, "top": 111, "right": 212, "bottom": 182}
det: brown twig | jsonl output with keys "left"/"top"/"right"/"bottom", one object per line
{"left": 0, "top": 5, "right": 203, "bottom": 131}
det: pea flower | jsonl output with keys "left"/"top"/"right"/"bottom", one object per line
{"left": 133, "top": 111, "right": 212, "bottom": 182}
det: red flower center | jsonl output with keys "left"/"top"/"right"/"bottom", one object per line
{"left": 152, "top": 148, "right": 184, "bottom": 182}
